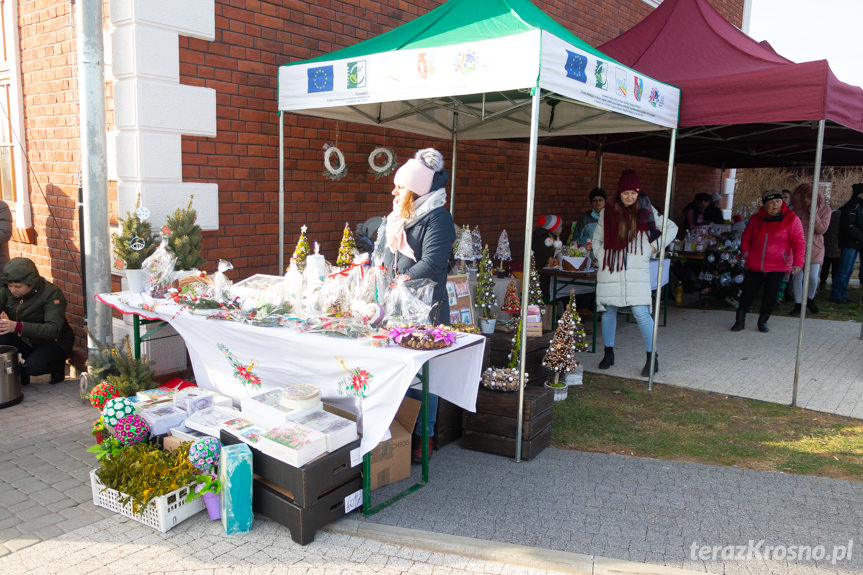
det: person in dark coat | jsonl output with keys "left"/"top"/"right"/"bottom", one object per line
{"left": 382, "top": 148, "right": 456, "bottom": 462}
{"left": 830, "top": 183, "right": 863, "bottom": 303}
{"left": 0, "top": 257, "right": 74, "bottom": 385}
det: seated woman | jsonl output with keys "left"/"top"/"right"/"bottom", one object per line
{"left": 0, "top": 257, "right": 74, "bottom": 385}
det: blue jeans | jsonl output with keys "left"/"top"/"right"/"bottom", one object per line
{"left": 830, "top": 248, "right": 858, "bottom": 301}
{"left": 406, "top": 386, "right": 437, "bottom": 437}
{"left": 601, "top": 304, "right": 655, "bottom": 352}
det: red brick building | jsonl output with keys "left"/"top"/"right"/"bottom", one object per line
{"left": 2, "top": 0, "right": 745, "bottom": 362}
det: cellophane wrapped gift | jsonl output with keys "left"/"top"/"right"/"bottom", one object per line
{"left": 211, "top": 260, "right": 235, "bottom": 302}
{"left": 141, "top": 238, "right": 177, "bottom": 298}
{"left": 383, "top": 276, "right": 435, "bottom": 326}
{"left": 284, "top": 258, "right": 304, "bottom": 308}
{"left": 318, "top": 271, "right": 351, "bottom": 316}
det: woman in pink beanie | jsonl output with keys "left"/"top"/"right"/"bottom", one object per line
{"left": 382, "top": 147, "right": 456, "bottom": 462}
{"left": 593, "top": 169, "right": 677, "bottom": 377}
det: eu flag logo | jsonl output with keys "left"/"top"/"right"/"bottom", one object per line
{"left": 564, "top": 51, "right": 587, "bottom": 83}
{"left": 307, "top": 65, "right": 334, "bottom": 93}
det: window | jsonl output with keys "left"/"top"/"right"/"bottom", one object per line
{"left": 0, "top": 0, "right": 24, "bottom": 204}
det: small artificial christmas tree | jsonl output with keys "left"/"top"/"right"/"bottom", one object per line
{"left": 471, "top": 226, "right": 483, "bottom": 265}
{"left": 500, "top": 278, "right": 521, "bottom": 316}
{"left": 336, "top": 222, "right": 357, "bottom": 267}
{"left": 528, "top": 252, "right": 545, "bottom": 312}
{"left": 494, "top": 229, "right": 511, "bottom": 274}
{"left": 475, "top": 245, "right": 498, "bottom": 319}
{"left": 541, "top": 291, "right": 589, "bottom": 387}
{"left": 454, "top": 226, "right": 475, "bottom": 272}
{"left": 292, "top": 225, "right": 311, "bottom": 271}
{"left": 113, "top": 211, "right": 157, "bottom": 270}
{"left": 164, "top": 197, "right": 205, "bottom": 271}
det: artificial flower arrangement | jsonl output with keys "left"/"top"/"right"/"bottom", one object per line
{"left": 185, "top": 437, "right": 223, "bottom": 520}
{"left": 186, "top": 471, "right": 221, "bottom": 501}
{"left": 388, "top": 324, "right": 458, "bottom": 350}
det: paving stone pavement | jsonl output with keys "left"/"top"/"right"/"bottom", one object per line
{"left": 1, "top": 331, "right": 862, "bottom": 574}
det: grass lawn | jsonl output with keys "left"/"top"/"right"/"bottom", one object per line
{"left": 552, "top": 373, "right": 863, "bottom": 482}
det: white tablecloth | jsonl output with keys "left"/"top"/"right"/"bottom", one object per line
{"left": 96, "top": 292, "right": 485, "bottom": 456}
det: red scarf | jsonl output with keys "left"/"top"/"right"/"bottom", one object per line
{"left": 752, "top": 203, "right": 796, "bottom": 246}
{"left": 602, "top": 193, "right": 661, "bottom": 272}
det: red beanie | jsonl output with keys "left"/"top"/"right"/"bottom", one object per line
{"left": 617, "top": 169, "right": 642, "bottom": 194}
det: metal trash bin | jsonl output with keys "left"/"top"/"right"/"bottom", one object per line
{"left": 0, "top": 345, "right": 22, "bottom": 408}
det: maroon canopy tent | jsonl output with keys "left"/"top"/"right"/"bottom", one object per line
{"left": 543, "top": 0, "right": 863, "bottom": 168}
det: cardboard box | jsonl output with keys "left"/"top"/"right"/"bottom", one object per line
{"left": 221, "top": 430, "right": 361, "bottom": 508}
{"left": 366, "top": 397, "right": 420, "bottom": 491}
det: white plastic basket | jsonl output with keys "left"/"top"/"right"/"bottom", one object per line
{"left": 90, "top": 469, "right": 204, "bottom": 532}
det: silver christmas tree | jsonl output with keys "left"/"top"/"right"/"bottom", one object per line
{"left": 494, "top": 229, "right": 512, "bottom": 273}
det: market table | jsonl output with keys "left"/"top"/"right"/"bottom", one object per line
{"left": 96, "top": 291, "right": 485, "bottom": 514}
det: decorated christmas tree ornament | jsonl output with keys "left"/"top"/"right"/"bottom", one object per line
{"left": 336, "top": 222, "right": 357, "bottom": 267}
{"left": 454, "top": 226, "right": 475, "bottom": 272}
{"left": 101, "top": 396, "right": 136, "bottom": 427}
{"left": 471, "top": 226, "right": 483, "bottom": 264}
{"left": 114, "top": 414, "right": 150, "bottom": 445}
{"left": 494, "top": 229, "right": 512, "bottom": 275}
{"left": 527, "top": 252, "right": 545, "bottom": 313}
{"left": 292, "top": 225, "right": 311, "bottom": 271}
{"left": 113, "top": 196, "right": 157, "bottom": 270}
{"left": 189, "top": 436, "right": 222, "bottom": 471}
{"left": 542, "top": 291, "right": 589, "bottom": 387}
{"left": 135, "top": 206, "right": 151, "bottom": 221}
{"left": 475, "top": 245, "right": 498, "bottom": 320}
{"left": 88, "top": 381, "right": 120, "bottom": 410}
{"left": 500, "top": 278, "right": 521, "bottom": 316}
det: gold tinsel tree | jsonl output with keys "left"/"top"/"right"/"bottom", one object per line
{"left": 336, "top": 222, "right": 356, "bottom": 267}
{"left": 292, "top": 225, "right": 311, "bottom": 271}
{"left": 541, "top": 291, "right": 589, "bottom": 386}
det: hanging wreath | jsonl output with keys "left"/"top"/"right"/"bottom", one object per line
{"left": 322, "top": 144, "right": 347, "bottom": 180}
{"left": 367, "top": 147, "right": 398, "bottom": 179}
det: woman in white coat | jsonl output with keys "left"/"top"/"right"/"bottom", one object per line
{"left": 592, "top": 170, "right": 678, "bottom": 376}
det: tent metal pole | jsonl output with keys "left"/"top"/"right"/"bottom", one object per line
{"left": 595, "top": 141, "right": 603, "bottom": 188}
{"left": 450, "top": 113, "right": 458, "bottom": 216}
{"left": 648, "top": 128, "right": 677, "bottom": 390}
{"left": 792, "top": 119, "right": 825, "bottom": 406}
{"left": 515, "top": 87, "right": 542, "bottom": 463}
{"left": 278, "top": 111, "right": 285, "bottom": 273}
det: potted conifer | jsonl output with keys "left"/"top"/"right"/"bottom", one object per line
{"left": 475, "top": 245, "right": 498, "bottom": 334}
{"left": 113, "top": 211, "right": 157, "bottom": 292}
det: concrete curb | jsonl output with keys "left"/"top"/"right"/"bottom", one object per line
{"left": 326, "top": 518, "right": 705, "bottom": 575}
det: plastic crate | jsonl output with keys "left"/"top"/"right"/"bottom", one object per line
{"left": 90, "top": 469, "right": 204, "bottom": 532}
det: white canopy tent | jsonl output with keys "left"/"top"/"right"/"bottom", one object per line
{"left": 276, "top": 0, "right": 681, "bottom": 459}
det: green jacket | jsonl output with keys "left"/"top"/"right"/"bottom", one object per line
{"left": 0, "top": 258, "right": 74, "bottom": 354}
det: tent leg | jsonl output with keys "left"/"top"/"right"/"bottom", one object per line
{"left": 792, "top": 119, "right": 825, "bottom": 406}
{"left": 450, "top": 113, "right": 458, "bottom": 216}
{"left": 649, "top": 128, "right": 677, "bottom": 391}
{"left": 515, "top": 87, "right": 542, "bottom": 463}
{"left": 278, "top": 111, "right": 285, "bottom": 273}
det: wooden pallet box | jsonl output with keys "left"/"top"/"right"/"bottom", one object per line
{"left": 469, "top": 385, "right": 554, "bottom": 421}
{"left": 462, "top": 405, "right": 552, "bottom": 440}
{"left": 487, "top": 331, "right": 553, "bottom": 385}
{"left": 461, "top": 424, "right": 552, "bottom": 461}
{"left": 433, "top": 397, "right": 463, "bottom": 450}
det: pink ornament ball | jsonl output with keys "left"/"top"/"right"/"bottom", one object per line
{"left": 89, "top": 382, "right": 119, "bottom": 410}
{"left": 114, "top": 414, "right": 150, "bottom": 445}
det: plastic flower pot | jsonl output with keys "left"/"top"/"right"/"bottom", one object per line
{"left": 202, "top": 491, "right": 221, "bottom": 520}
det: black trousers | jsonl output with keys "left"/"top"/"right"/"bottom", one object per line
{"left": 0, "top": 333, "right": 67, "bottom": 376}
{"left": 738, "top": 270, "right": 784, "bottom": 323}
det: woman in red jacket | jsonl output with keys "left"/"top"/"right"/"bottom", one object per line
{"left": 731, "top": 189, "right": 805, "bottom": 333}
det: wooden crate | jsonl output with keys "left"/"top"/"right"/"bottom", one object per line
{"left": 462, "top": 405, "right": 552, "bottom": 440}
{"left": 433, "top": 397, "right": 463, "bottom": 450}
{"left": 461, "top": 424, "right": 552, "bottom": 460}
{"left": 487, "top": 330, "right": 553, "bottom": 386}
{"left": 471, "top": 385, "right": 554, "bottom": 421}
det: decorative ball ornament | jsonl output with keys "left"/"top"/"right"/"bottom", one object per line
{"left": 367, "top": 147, "right": 398, "bottom": 179}
{"left": 544, "top": 237, "right": 553, "bottom": 247}
{"left": 89, "top": 381, "right": 119, "bottom": 410}
{"left": 553, "top": 239, "right": 563, "bottom": 250}
{"left": 323, "top": 145, "right": 347, "bottom": 180}
{"left": 135, "top": 206, "right": 151, "bottom": 221}
{"left": 102, "top": 396, "right": 136, "bottom": 427}
{"left": 129, "top": 236, "right": 146, "bottom": 251}
{"left": 188, "top": 436, "right": 222, "bottom": 470}
{"left": 114, "top": 414, "right": 150, "bottom": 445}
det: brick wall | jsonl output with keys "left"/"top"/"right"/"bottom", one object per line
{"left": 11, "top": 0, "right": 743, "bottom": 358}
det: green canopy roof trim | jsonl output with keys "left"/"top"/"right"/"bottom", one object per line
{"left": 290, "top": 0, "right": 603, "bottom": 66}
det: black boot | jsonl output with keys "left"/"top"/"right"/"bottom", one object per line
{"left": 806, "top": 298, "right": 819, "bottom": 314}
{"left": 598, "top": 347, "right": 614, "bottom": 369}
{"left": 641, "top": 352, "right": 658, "bottom": 377}
{"left": 790, "top": 303, "right": 802, "bottom": 315}
{"left": 730, "top": 309, "right": 746, "bottom": 331}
